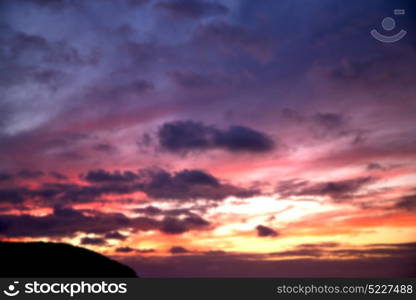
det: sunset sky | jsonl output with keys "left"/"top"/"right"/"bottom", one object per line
{"left": 1, "top": 0, "right": 416, "bottom": 277}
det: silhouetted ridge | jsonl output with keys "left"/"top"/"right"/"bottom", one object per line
{"left": 0, "top": 242, "right": 137, "bottom": 277}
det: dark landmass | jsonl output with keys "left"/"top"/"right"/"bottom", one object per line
{"left": 0, "top": 241, "right": 137, "bottom": 277}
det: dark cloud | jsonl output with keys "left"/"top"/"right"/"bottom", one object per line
{"left": 271, "top": 242, "right": 340, "bottom": 257}
{"left": 105, "top": 231, "right": 128, "bottom": 241}
{"left": 120, "top": 242, "right": 416, "bottom": 277}
{"left": 56, "top": 151, "right": 87, "bottom": 161}
{"left": 49, "top": 172, "right": 68, "bottom": 180}
{"left": 158, "top": 121, "right": 214, "bottom": 152}
{"left": 297, "top": 242, "right": 340, "bottom": 249}
{"left": 0, "top": 172, "right": 13, "bottom": 182}
{"left": 0, "top": 208, "right": 133, "bottom": 238}
{"left": 36, "top": 182, "right": 135, "bottom": 203}
{"left": 161, "top": 216, "right": 209, "bottom": 234}
{"left": 394, "top": 194, "right": 416, "bottom": 212}
{"left": 82, "top": 167, "right": 256, "bottom": 202}
{"left": 0, "top": 207, "right": 209, "bottom": 238}
{"left": 42, "top": 132, "right": 91, "bottom": 150}
{"left": 296, "top": 177, "right": 374, "bottom": 200}
{"left": 133, "top": 205, "right": 196, "bottom": 217}
{"left": 0, "top": 188, "right": 26, "bottom": 204}
{"left": 270, "top": 242, "right": 416, "bottom": 259}
{"left": 313, "top": 113, "right": 345, "bottom": 130}
{"left": 80, "top": 237, "right": 107, "bottom": 246}
{"left": 0, "top": 168, "right": 257, "bottom": 207}
{"left": 133, "top": 205, "right": 163, "bottom": 215}
{"left": 255, "top": 225, "right": 278, "bottom": 237}
{"left": 92, "top": 143, "right": 117, "bottom": 153}
{"left": 158, "top": 120, "right": 275, "bottom": 154}
{"left": 136, "top": 248, "right": 156, "bottom": 254}
{"left": 277, "top": 177, "right": 375, "bottom": 201}
{"left": 281, "top": 110, "right": 361, "bottom": 141}
{"left": 169, "top": 246, "right": 189, "bottom": 254}
{"left": 2, "top": 30, "right": 94, "bottom": 68}
{"left": 367, "top": 162, "right": 385, "bottom": 171}
{"left": 370, "top": 242, "right": 416, "bottom": 249}
{"left": 17, "top": 169, "right": 44, "bottom": 179}
{"left": 173, "top": 169, "right": 219, "bottom": 186}
{"left": 0, "top": 23, "right": 96, "bottom": 96}
{"left": 82, "top": 169, "right": 138, "bottom": 183}
{"left": 115, "top": 247, "right": 134, "bottom": 253}
{"left": 215, "top": 126, "right": 275, "bottom": 153}
{"left": 276, "top": 179, "right": 310, "bottom": 197}
{"left": 155, "top": 0, "right": 228, "bottom": 19}
{"left": 140, "top": 168, "right": 258, "bottom": 201}
{"left": 271, "top": 248, "right": 323, "bottom": 258}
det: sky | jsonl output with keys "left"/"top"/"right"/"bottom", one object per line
{"left": 0, "top": 0, "right": 416, "bottom": 277}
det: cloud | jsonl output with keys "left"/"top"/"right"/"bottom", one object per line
{"left": 313, "top": 113, "right": 345, "bottom": 130}
{"left": 169, "top": 246, "right": 189, "bottom": 254}
{"left": 394, "top": 194, "right": 416, "bottom": 212}
{"left": 133, "top": 206, "right": 164, "bottom": 215}
{"left": 139, "top": 168, "right": 259, "bottom": 201}
{"left": 271, "top": 249, "right": 323, "bottom": 258}
{"left": 82, "top": 169, "right": 138, "bottom": 183}
{"left": 158, "top": 120, "right": 275, "bottom": 154}
{"left": 277, "top": 177, "right": 375, "bottom": 201}
{"left": 276, "top": 179, "right": 310, "bottom": 197}
{"left": 105, "top": 231, "right": 128, "bottom": 241}
{"left": 297, "top": 177, "right": 374, "bottom": 200}
{"left": 215, "top": 126, "right": 275, "bottom": 153}
{"left": 0, "top": 172, "right": 13, "bottom": 182}
{"left": 255, "top": 225, "right": 278, "bottom": 237}
{"left": 281, "top": 110, "right": 363, "bottom": 142}
{"left": 158, "top": 121, "right": 214, "bottom": 152}
{"left": 297, "top": 242, "right": 340, "bottom": 249}
{"left": 36, "top": 182, "right": 136, "bottom": 203}
{"left": 0, "top": 207, "right": 210, "bottom": 238}
{"left": 160, "top": 216, "right": 209, "bottom": 234}
{"left": 49, "top": 172, "right": 68, "bottom": 180}
{"left": 136, "top": 248, "right": 155, "bottom": 254}
{"left": 17, "top": 169, "right": 44, "bottom": 179}
{"left": 120, "top": 242, "right": 416, "bottom": 277}
{"left": 0, "top": 167, "right": 258, "bottom": 208}
{"left": 2, "top": 30, "right": 95, "bottom": 70}
{"left": 155, "top": 0, "right": 228, "bottom": 19}
{"left": 270, "top": 242, "right": 340, "bottom": 258}
{"left": 0, "top": 188, "right": 26, "bottom": 204}
{"left": 80, "top": 237, "right": 107, "bottom": 246}
{"left": 115, "top": 247, "right": 134, "bottom": 253}
{"left": 133, "top": 205, "right": 197, "bottom": 217}
{"left": 0, "top": 208, "right": 133, "bottom": 238}
{"left": 92, "top": 143, "right": 117, "bottom": 153}
{"left": 366, "top": 162, "right": 385, "bottom": 171}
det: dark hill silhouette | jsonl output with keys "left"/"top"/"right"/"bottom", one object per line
{"left": 0, "top": 242, "right": 137, "bottom": 277}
